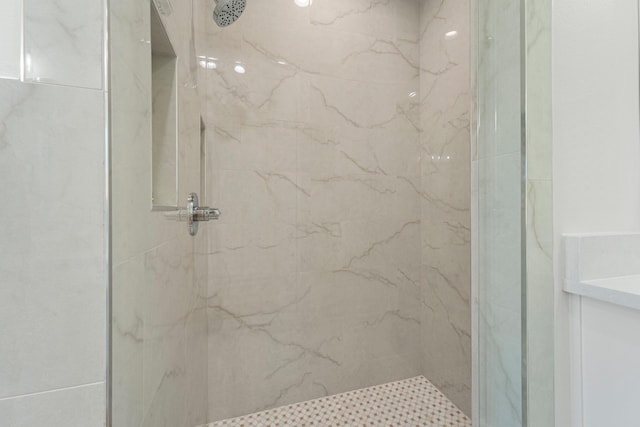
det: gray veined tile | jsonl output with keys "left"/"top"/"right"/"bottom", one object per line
{"left": 0, "top": 0, "right": 21, "bottom": 80}
{"left": 0, "top": 383, "right": 106, "bottom": 427}
{"left": 0, "top": 79, "right": 106, "bottom": 399}
{"left": 24, "top": 0, "right": 104, "bottom": 89}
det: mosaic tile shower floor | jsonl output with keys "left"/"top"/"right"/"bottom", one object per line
{"left": 209, "top": 376, "right": 471, "bottom": 427}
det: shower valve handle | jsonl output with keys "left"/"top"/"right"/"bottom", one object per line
{"left": 193, "top": 206, "right": 221, "bottom": 222}
{"left": 186, "top": 193, "right": 220, "bottom": 236}
{"left": 164, "top": 192, "right": 220, "bottom": 236}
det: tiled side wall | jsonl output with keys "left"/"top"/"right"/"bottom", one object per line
{"left": 0, "top": 0, "right": 107, "bottom": 425}
{"left": 196, "top": 0, "right": 424, "bottom": 421}
{"left": 110, "top": 0, "right": 209, "bottom": 426}
{"left": 418, "top": 0, "right": 472, "bottom": 415}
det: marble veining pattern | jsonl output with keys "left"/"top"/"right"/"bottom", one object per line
{"left": 195, "top": 0, "right": 472, "bottom": 421}
{"left": 0, "top": 0, "right": 108, "bottom": 422}
{"left": 110, "top": 0, "right": 209, "bottom": 426}
{"left": 0, "top": 0, "right": 21, "bottom": 79}
{"left": 419, "top": 0, "right": 472, "bottom": 415}
{"left": 23, "top": 0, "right": 104, "bottom": 88}
{"left": 197, "top": 0, "right": 425, "bottom": 421}
{"left": 0, "top": 79, "right": 106, "bottom": 425}
{"left": 209, "top": 377, "right": 471, "bottom": 427}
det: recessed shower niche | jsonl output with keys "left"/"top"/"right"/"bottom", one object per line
{"left": 150, "top": 2, "right": 178, "bottom": 209}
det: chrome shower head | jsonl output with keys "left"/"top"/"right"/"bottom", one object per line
{"left": 213, "top": 0, "right": 246, "bottom": 27}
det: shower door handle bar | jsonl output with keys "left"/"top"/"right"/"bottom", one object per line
{"left": 164, "top": 192, "right": 220, "bottom": 236}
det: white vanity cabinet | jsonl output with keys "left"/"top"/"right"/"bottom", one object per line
{"left": 564, "top": 233, "right": 640, "bottom": 427}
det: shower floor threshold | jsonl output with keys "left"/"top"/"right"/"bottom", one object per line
{"left": 208, "top": 376, "right": 471, "bottom": 427}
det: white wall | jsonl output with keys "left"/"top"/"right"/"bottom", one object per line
{"left": 552, "top": 0, "right": 640, "bottom": 424}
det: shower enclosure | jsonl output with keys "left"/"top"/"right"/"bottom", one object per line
{"left": 106, "top": 0, "right": 553, "bottom": 426}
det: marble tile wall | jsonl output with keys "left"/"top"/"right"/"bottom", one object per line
{"left": 418, "top": 0, "right": 472, "bottom": 415}
{"left": 24, "top": 0, "right": 104, "bottom": 88}
{"left": 110, "top": 0, "right": 208, "bottom": 426}
{"left": 0, "top": 0, "right": 21, "bottom": 79}
{"left": 196, "top": 0, "right": 471, "bottom": 422}
{"left": 0, "top": 1, "right": 479, "bottom": 426}
{"left": 0, "top": 0, "right": 107, "bottom": 425}
{"left": 195, "top": 0, "right": 424, "bottom": 421}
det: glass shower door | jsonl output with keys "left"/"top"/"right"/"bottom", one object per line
{"left": 475, "top": 0, "right": 527, "bottom": 425}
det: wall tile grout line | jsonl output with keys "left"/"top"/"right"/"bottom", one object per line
{"left": 0, "top": 381, "right": 105, "bottom": 402}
